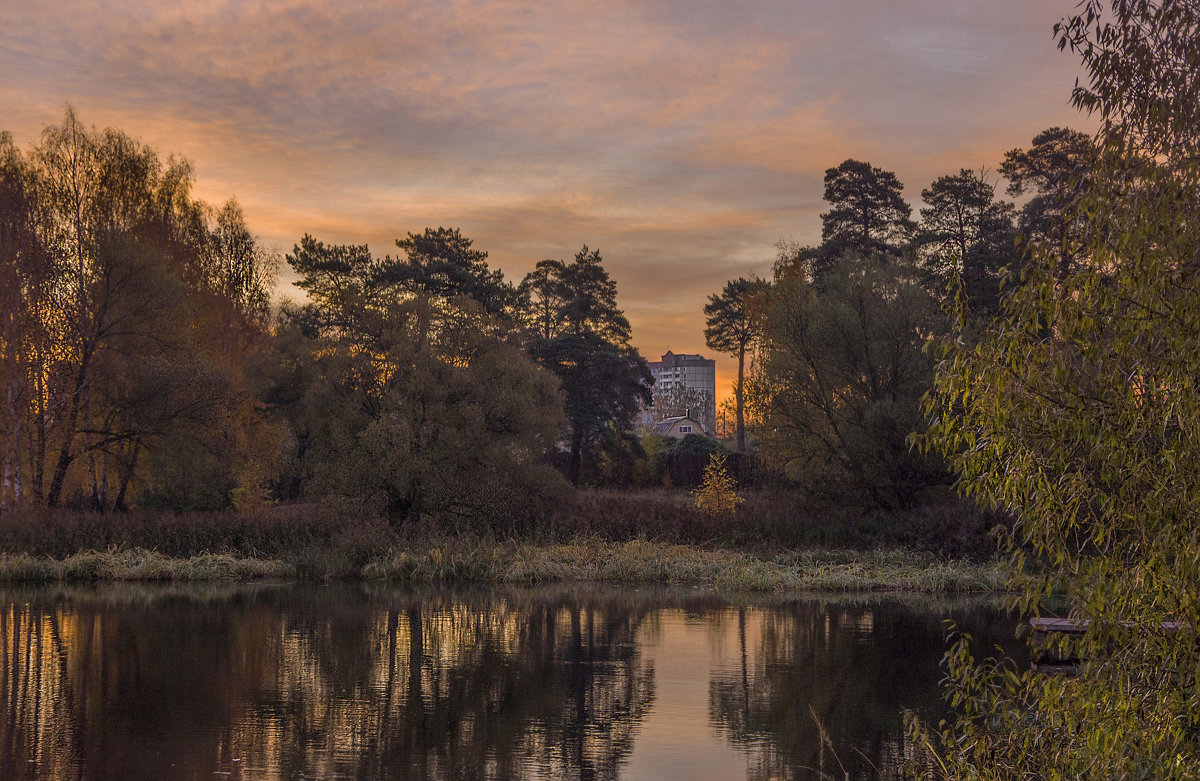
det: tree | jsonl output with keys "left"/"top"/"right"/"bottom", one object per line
{"left": 694, "top": 453, "right": 743, "bottom": 516}
{"left": 208, "top": 199, "right": 275, "bottom": 326}
{"left": 999, "top": 126, "right": 1096, "bottom": 277}
{"left": 378, "top": 226, "right": 515, "bottom": 319}
{"left": 704, "top": 276, "right": 770, "bottom": 451}
{"left": 917, "top": 169, "right": 1017, "bottom": 313}
{"left": 0, "top": 132, "right": 52, "bottom": 509}
{"left": 917, "top": 1, "right": 1200, "bottom": 776}
{"left": 528, "top": 246, "right": 652, "bottom": 484}
{"left": 0, "top": 109, "right": 274, "bottom": 510}
{"left": 818, "top": 160, "right": 915, "bottom": 261}
{"left": 751, "top": 254, "right": 947, "bottom": 509}
{"left": 263, "top": 234, "right": 567, "bottom": 523}
{"left": 517, "top": 258, "right": 569, "bottom": 340}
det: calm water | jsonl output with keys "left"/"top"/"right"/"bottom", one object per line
{"left": 0, "top": 582, "right": 1016, "bottom": 780}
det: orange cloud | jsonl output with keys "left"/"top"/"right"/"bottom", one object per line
{"left": 2, "top": 0, "right": 1097, "bottom": 409}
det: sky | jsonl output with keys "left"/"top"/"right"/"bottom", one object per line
{"left": 1, "top": 0, "right": 1093, "bottom": 405}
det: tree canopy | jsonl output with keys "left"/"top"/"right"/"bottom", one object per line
{"left": 524, "top": 246, "right": 652, "bottom": 484}
{"left": 999, "top": 126, "right": 1096, "bottom": 277}
{"left": 264, "top": 234, "right": 567, "bottom": 524}
{"left": 818, "top": 159, "right": 914, "bottom": 260}
{"left": 751, "top": 254, "right": 947, "bottom": 509}
{"left": 917, "top": 1, "right": 1200, "bottom": 776}
{"left": 917, "top": 168, "right": 1016, "bottom": 313}
{"left": 0, "top": 109, "right": 276, "bottom": 511}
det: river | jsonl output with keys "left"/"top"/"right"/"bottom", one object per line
{"left": 0, "top": 582, "right": 1016, "bottom": 780}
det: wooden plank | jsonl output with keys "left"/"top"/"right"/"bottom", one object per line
{"left": 1031, "top": 617, "right": 1184, "bottom": 637}
{"left": 1030, "top": 617, "right": 1187, "bottom": 675}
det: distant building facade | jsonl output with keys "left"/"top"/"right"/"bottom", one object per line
{"left": 642, "top": 350, "right": 717, "bottom": 434}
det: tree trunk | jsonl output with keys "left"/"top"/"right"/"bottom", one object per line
{"left": 47, "top": 351, "right": 92, "bottom": 507}
{"left": 47, "top": 443, "right": 75, "bottom": 508}
{"left": 567, "top": 427, "right": 584, "bottom": 485}
{"left": 735, "top": 347, "right": 746, "bottom": 453}
{"left": 113, "top": 441, "right": 138, "bottom": 512}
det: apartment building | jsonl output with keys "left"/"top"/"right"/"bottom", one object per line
{"left": 643, "top": 350, "right": 716, "bottom": 434}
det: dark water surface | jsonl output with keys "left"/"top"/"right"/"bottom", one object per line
{"left": 0, "top": 582, "right": 1016, "bottom": 780}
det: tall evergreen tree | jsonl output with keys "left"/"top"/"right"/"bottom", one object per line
{"left": 917, "top": 169, "right": 1017, "bottom": 313}
{"left": 528, "top": 246, "right": 651, "bottom": 484}
{"left": 517, "top": 258, "right": 569, "bottom": 340}
{"left": 819, "top": 159, "right": 915, "bottom": 261}
{"left": 376, "top": 226, "right": 516, "bottom": 319}
{"left": 999, "top": 126, "right": 1096, "bottom": 277}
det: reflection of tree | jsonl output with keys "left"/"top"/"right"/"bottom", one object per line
{"left": 0, "top": 584, "right": 657, "bottom": 780}
{"left": 0, "top": 585, "right": 1015, "bottom": 781}
{"left": 708, "top": 600, "right": 1015, "bottom": 780}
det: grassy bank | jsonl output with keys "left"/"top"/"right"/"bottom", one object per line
{"left": 361, "top": 540, "right": 1005, "bottom": 593}
{"left": 0, "top": 541, "right": 1004, "bottom": 593}
{"left": 0, "top": 549, "right": 290, "bottom": 582}
{"left": 0, "top": 491, "right": 1006, "bottom": 590}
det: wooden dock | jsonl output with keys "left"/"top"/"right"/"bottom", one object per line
{"left": 1030, "top": 617, "right": 1184, "bottom": 674}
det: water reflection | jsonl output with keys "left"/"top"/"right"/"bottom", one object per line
{"left": 0, "top": 583, "right": 1013, "bottom": 780}
{"left": 706, "top": 597, "right": 1016, "bottom": 779}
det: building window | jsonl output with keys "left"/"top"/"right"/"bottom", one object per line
{"left": 679, "top": 426, "right": 692, "bottom": 434}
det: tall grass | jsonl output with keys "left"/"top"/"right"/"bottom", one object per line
{"left": 362, "top": 538, "right": 1005, "bottom": 593}
{"left": 0, "top": 491, "right": 1004, "bottom": 586}
{"left": 0, "top": 549, "right": 289, "bottom": 582}
{"left": 547, "top": 489, "right": 1002, "bottom": 560}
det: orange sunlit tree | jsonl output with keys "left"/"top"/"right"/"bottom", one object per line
{"left": 0, "top": 109, "right": 276, "bottom": 510}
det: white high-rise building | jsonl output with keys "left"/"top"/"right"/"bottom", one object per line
{"left": 643, "top": 350, "right": 716, "bottom": 434}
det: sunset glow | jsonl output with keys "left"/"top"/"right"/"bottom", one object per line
{"left": 2, "top": 0, "right": 1092, "bottom": 400}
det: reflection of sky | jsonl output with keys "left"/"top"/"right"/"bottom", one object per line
{"left": 624, "top": 609, "right": 752, "bottom": 780}
{"left": 2, "top": 0, "right": 1092, "bottom": 398}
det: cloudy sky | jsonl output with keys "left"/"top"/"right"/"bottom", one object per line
{"left": 1, "top": 0, "right": 1092, "bottom": 399}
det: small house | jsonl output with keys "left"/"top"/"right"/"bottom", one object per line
{"left": 652, "top": 410, "right": 708, "bottom": 439}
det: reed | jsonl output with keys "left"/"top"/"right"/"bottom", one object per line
{"left": 363, "top": 539, "right": 1005, "bottom": 593}
{"left": 0, "top": 549, "right": 290, "bottom": 581}
{"left": 0, "top": 494, "right": 1004, "bottom": 588}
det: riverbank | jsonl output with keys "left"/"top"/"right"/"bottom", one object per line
{"left": 0, "top": 493, "right": 1006, "bottom": 592}
{"left": 0, "top": 541, "right": 1005, "bottom": 593}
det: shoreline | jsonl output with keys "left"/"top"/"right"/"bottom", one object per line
{"left": 0, "top": 541, "right": 1006, "bottom": 594}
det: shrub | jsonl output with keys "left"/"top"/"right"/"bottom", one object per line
{"left": 694, "top": 454, "right": 744, "bottom": 517}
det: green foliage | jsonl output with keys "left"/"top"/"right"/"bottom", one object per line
{"left": 818, "top": 159, "right": 915, "bottom": 261}
{"left": 264, "top": 234, "right": 568, "bottom": 526}
{"left": 751, "top": 253, "right": 948, "bottom": 509}
{"left": 524, "top": 246, "right": 652, "bottom": 484}
{"left": 694, "top": 453, "right": 743, "bottom": 517}
{"left": 914, "top": 2, "right": 1200, "bottom": 776}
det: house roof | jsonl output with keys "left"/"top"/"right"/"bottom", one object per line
{"left": 652, "top": 415, "right": 706, "bottom": 436}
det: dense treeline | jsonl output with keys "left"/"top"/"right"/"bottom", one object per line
{"left": 0, "top": 109, "right": 275, "bottom": 512}
{"left": 705, "top": 128, "right": 1093, "bottom": 509}
{"left": 0, "top": 117, "right": 650, "bottom": 519}
{"left": 0, "top": 104, "right": 1097, "bottom": 522}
